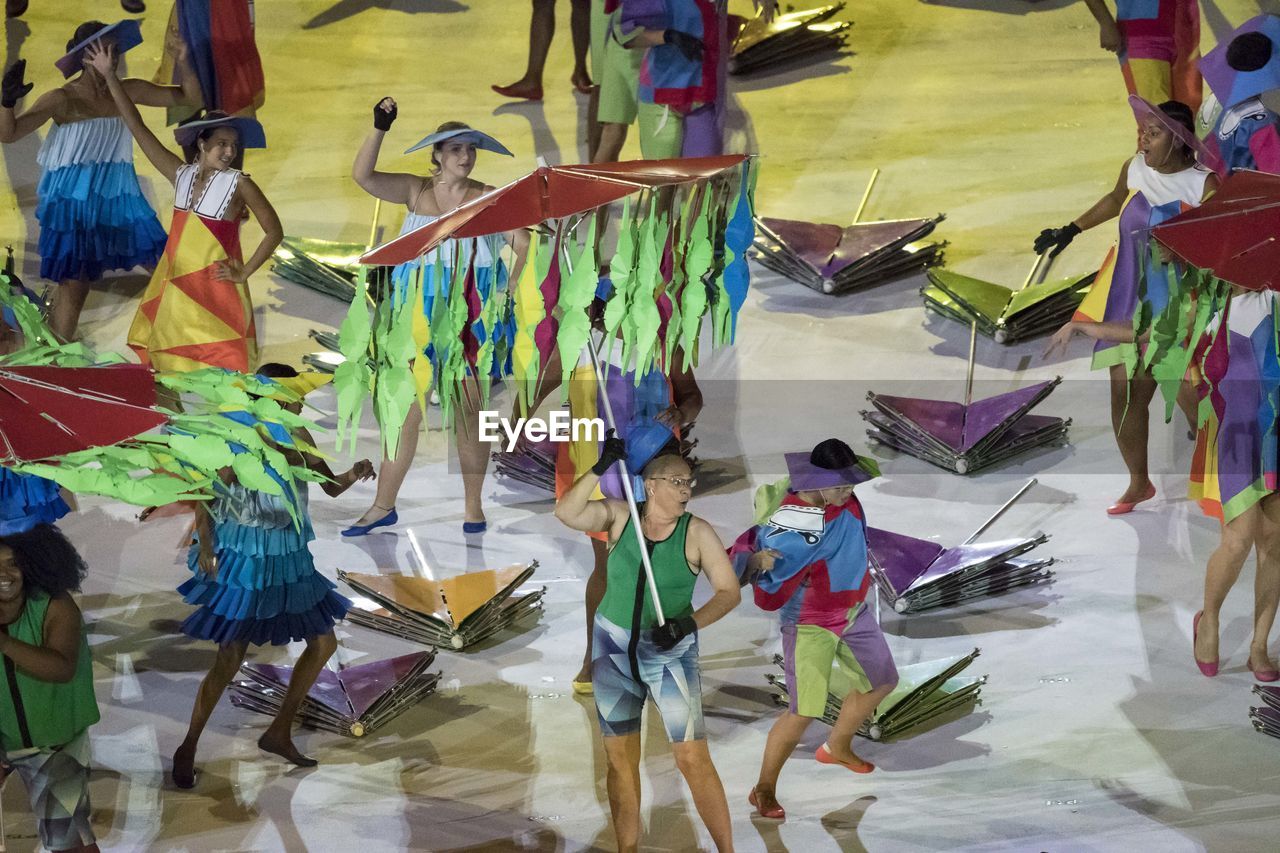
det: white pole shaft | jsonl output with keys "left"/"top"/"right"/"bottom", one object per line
{"left": 964, "top": 319, "right": 978, "bottom": 407}
{"left": 962, "top": 478, "right": 1038, "bottom": 544}
{"left": 585, "top": 335, "right": 667, "bottom": 626}
{"left": 852, "top": 168, "right": 881, "bottom": 225}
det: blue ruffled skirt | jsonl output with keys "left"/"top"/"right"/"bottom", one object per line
{"left": 36, "top": 160, "right": 168, "bottom": 283}
{"left": 0, "top": 468, "right": 70, "bottom": 536}
{"left": 179, "top": 514, "right": 350, "bottom": 646}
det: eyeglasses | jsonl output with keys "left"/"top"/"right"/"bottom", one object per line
{"left": 649, "top": 476, "right": 697, "bottom": 489}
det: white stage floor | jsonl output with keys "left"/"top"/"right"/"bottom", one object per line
{"left": 3, "top": 1, "right": 1278, "bottom": 850}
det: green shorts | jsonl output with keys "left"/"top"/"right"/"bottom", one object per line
{"left": 596, "top": 8, "right": 643, "bottom": 126}
{"left": 637, "top": 101, "right": 683, "bottom": 159}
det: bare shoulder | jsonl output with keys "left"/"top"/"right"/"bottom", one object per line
{"left": 687, "top": 515, "right": 725, "bottom": 549}
{"left": 45, "top": 593, "right": 83, "bottom": 622}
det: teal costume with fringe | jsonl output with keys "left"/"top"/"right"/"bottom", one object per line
{"left": 179, "top": 481, "right": 349, "bottom": 646}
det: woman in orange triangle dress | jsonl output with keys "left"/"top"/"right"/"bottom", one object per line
{"left": 87, "top": 41, "right": 281, "bottom": 373}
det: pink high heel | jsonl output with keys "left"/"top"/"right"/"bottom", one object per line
{"left": 1193, "top": 611, "right": 1218, "bottom": 677}
{"left": 1107, "top": 483, "right": 1156, "bottom": 516}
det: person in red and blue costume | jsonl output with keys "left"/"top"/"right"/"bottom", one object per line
{"left": 728, "top": 438, "right": 898, "bottom": 821}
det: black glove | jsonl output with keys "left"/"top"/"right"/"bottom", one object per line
{"left": 650, "top": 615, "right": 697, "bottom": 651}
{"left": 664, "top": 29, "right": 704, "bottom": 63}
{"left": 2, "top": 60, "right": 33, "bottom": 110}
{"left": 1033, "top": 222, "right": 1081, "bottom": 258}
{"left": 591, "top": 429, "right": 627, "bottom": 476}
{"left": 373, "top": 97, "right": 397, "bottom": 132}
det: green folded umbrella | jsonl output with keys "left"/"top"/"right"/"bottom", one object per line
{"left": 922, "top": 263, "right": 1096, "bottom": 345}
{"left": 768, "top": 647, "right": 985, "bottom": 741}
{"left": 273, "top": 237, "right": 392, "bottom": 303}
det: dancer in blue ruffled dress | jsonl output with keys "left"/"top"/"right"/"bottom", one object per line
{"left": 0, "top": 468, "right": 70, "bottom": 537}
{"left": 171, "top": 364, "right": 373, "bottom": 789}
{"left": 0, "top": 20, "right": 202, "bottom": 340}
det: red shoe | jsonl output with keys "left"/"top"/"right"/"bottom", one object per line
{"left": 1107, "top": 483, "right": 1156, "bottom": 516}
{"left": 815, "top": 743, "right": 874, "bottom": 773}
{"left": 1248, "top": 656, "right": 1280, "bottom": 682}
{"left": 491, "top": 83, "right": 543, "bottom": 102}
{"left": 748, "top": 787, "right": 785, "bottom": 820}
{"left": 1193, "top": 611, "right": 1219, "bottom": 677}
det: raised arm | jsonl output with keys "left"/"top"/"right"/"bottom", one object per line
{"left": 125, "top": 30, "right": 203, "bottom": 109}
{"left": 555, "top": 431, "right": 629, "bottom": 534}
{"left": 217, "top": 175, "right": 283, "bottom": 284}
{"left": 352, "top": 97, "right": 419, "bottom": 205}
{"left": 86, "top": 43, "right": 184, "bottom": 182}
{"left": 0, "top": 60, "right": 65, "bottom": 143}
{"left": 0, "top": 594, "right": 84, "bottom": 683}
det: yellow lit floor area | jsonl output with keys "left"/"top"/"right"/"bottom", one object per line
{"left": 1, "top": 1, "right": 1277, "bottom": 850}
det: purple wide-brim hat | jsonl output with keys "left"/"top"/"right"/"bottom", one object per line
{"left": 1129, "top": 95, "right": 1225, "bottom": 176}
{"left": 174, "top": 114, "right": 267, "bottom": 149}
{"left": 56, "top": 19, "right": 143, "bottom": 79}
{"left": 784, "top": 451, "right": 874, "bottom": 491}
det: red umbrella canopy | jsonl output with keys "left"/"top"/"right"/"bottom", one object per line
{"left": 359, "top": 154, "right": 748, "bottom": 267}
{"left": 1152, "top": 170, "right": 1280, "bottom": 291}
{"left": 0, "top": 364, "right": 167, "bottom": 463}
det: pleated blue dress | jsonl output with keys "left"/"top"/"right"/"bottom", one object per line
{"left": 178, "top": 481, "right": 349, "bottom": 646}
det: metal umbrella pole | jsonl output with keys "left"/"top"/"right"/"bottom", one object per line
{"left": 584, "top": 332, "right": 667, "bottom": 626}
{"left": 962, "top": 478, "right": 1038, "bottom": 545}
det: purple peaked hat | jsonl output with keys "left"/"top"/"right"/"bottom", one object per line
{"left": 56, "top": 19, "right": 143, "bottom": 79}
{"left": 785, "top": 443, "right": 878, "bottom": 491}
{"left": 1129, "top": 95, "right": 1225, "bottom": 175}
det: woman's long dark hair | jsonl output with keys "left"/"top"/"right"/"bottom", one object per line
{"left": 0, "top": 524, "right": 88, "bottom": 598}
{"left": 178, "top": 112, "right": 247, "bottom": 171}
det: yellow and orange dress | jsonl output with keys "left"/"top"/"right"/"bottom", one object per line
{"left": 128, "top": 164, "right": 257, "bottom": 372}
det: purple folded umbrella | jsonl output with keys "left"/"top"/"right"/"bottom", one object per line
{"left": 867, "top": 527, "right": 1053, "bottom": 613}
{"left": 231, "top": 651, "right": 440, "bottom": 737}
{"left": 754, "top": 215, "right": 945, "bottom": 294}
{"left": 863, "top": 379, "right": 1069, "bottom": 474}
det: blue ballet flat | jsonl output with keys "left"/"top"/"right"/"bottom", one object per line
{"left": 462, "top": 520, "right": 487, "bottom": 534}
{"left": 341, "top": 508, "right": 398, "bottom": 537}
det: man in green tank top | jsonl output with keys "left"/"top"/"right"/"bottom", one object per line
{"left": 557, "top": 434, "right": 740, "bottom": 853}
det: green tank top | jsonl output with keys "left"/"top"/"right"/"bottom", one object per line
{"left": 598, "top": 509, "right": 697, "bottom": 632}
{"left": 0, "top": 592, "right": 100, "bottom": 752}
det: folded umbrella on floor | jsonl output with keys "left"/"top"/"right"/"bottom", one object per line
{"left": 339, "top": 562, "right": 546, "bottom": 650}
{"left": 230, "top": 650, "right": 441, "bottom": 738}
{"left": 753, "top": 215, "right": 946, "bottom": 295}
{"left": 923, "top": 261, "right": 1097, "bottom": 345}
{"left": 729, "top": 3, "right": 852, "bottom": 76}
{"left": 868, "top": 529, "right": 1053, "bottom": 613}
{"left": 301, "top": 328, "right": 346, "bottom": 375}
{"left": 1250, "top": 684, "right": 1280, "bottom": 738}
{"left": 272, "top": 236, "right": 365, "bottom": 303}
{"left": 768, "top": 648, "right": 985, "bottom": 741}
{"left": 863, "top": 378, "right": 1069, "bottom": 474}
{"left": 867, "top": 478, "right": 1054, "bottom": 612}
{"left": 493, "top": 436, "right": 557, "bottom": 493}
